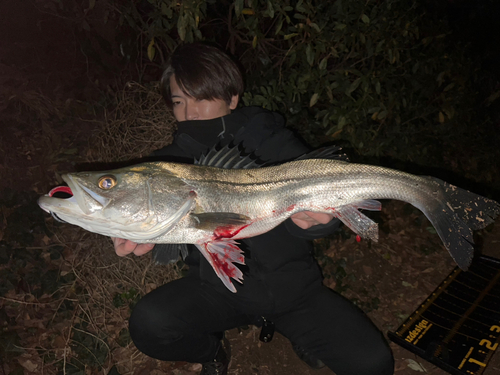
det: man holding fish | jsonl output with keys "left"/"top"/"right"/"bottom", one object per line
{"left": 113, "top": 43, "right": 394, "bottom": 375}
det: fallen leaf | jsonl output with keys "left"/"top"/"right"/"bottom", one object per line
{"left": 363, "top": 265, "right": 372, "bottom": 276}
{"left": 407, "top": 358, "right": 426, "bottom": 372}
{"left": 41, "top": 234, "right": 51, "bottom": 245}
{"left": 188, "top": 363, "right": 202, "bottom": 372}
{"left": 18, "top": 357, "right": 38, "bottom": 372}
{"left": 53, "top": 335, "right": 67, "bottom": 348}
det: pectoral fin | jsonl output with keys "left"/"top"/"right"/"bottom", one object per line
{"left": 195, "top": 240, "right": 245, "bottom": 293}
{"left": 333, "top": 200, "right": 381, "bottom": 241}
{"left": 191, "top": 212, "right": 251, "bottom": 231}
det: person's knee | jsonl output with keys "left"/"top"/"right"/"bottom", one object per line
{"left": 128, "top": 295, "right": 182, "bottom": 351}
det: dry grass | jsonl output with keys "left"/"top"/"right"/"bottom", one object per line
{"left": 53, "top": 226, "right": 181, "bottom": 374}
{"left": 4, "top": 90, "right": 65, "bottom": 121}
{"left": 1, "top": 83, "right": 182, "bottom": 374}
{"left": 87, "top": 81, "right": 177, "bottom": 162}
{"left": 55, "top": 82, "right": 180, "bottom": 373}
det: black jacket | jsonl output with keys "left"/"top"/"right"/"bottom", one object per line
{"left": 154, "top": 107, "right": 340, "bottom": 308}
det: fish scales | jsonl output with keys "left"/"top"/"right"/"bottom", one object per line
{"left": 180, "top": 159, "right": 442, "bottom": 219}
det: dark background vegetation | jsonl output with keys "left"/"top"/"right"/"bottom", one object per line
{"left": 33, "top": 0, "right": 500, "bottom": 171}
{"left": 1, "top": 0, "right": 500, "bottom": 374}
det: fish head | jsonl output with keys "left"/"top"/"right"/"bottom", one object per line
{"left": 38, "top": 163, "right": 194, "bottom": 240}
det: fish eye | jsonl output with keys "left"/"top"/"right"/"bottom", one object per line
{"left": 98, "top": 175, "right": 117, "bottom": 190}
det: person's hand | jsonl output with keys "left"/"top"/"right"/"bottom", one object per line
{"left": 111, "top": 237, "right": 155, "bottom": 257}
{"left": 291, "top": 211, "right": 334, "bottom": 230}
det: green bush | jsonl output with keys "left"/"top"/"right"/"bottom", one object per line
{"left": 227, "top": 0, "right": 474, "bottom": 158}
{"left": 60, "top": 0, "right": 486, "bottom": 167}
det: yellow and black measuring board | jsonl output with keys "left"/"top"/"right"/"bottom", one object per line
{"left": 388, "top": 255, "right": 500, "bottom": 375}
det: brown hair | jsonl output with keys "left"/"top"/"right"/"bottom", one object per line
{"left": 160, "top": 43, "right": 244, "bottom": 107}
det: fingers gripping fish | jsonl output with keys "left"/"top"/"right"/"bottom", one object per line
{"left": 38, "top": 145, "right": 500, "bottom": 292}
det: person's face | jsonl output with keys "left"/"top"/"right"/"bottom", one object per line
{"left": 170, "top": 75, "right": 238, "bottom": 122}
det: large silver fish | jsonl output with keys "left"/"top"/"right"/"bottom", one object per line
{"left": 38, "top": 147, "right": 500, "bottom": 292}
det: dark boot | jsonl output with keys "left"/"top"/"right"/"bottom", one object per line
{"left": 200, "top": 338, "right": 231, "bottom": 375}
{"left": 292, "top": 344, "right": 325, "bottom": 370}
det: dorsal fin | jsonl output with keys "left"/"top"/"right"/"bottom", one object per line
{"left": 195, "top": 143, "right": 262, "bottom": 169}
{"left": 196, "top": 143, "right": 349, "bottom": 169}
{"left": 295, "top": 145, "right": 349, "bottom": 162}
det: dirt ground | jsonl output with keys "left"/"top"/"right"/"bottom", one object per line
{"left": 1, "top": 2, "right": 500, "bottom": 375}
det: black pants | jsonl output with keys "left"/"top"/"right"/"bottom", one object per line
{"left": 129, "top": 276, "right": 394, "bottom": 375}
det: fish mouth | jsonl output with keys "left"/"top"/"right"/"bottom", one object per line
{"left": 46, "top": 186, "right": 74, "bottom": 222}
{"left": 38, "top": 174, "right": 109, "bottom": 217}
{"left": 38, "top": 184, "right": 78, "bottom": 216}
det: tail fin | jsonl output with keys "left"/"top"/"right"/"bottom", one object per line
{"left": 441, "top": 181, "right": 499, "bottom": 230}
{"left": 421, "top": 177, "right": 500, "bottom": 270}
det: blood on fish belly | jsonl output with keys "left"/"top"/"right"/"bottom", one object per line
{"left": 213, "top": 224, "right": 250, "bottom": 240}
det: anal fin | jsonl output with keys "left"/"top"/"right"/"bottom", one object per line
{"left": 333, "top": 201, "right": 381, "bottom": 241}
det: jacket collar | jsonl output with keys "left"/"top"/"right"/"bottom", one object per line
{"left": 179, "top": 109, "right": 250, "bottom": 142}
